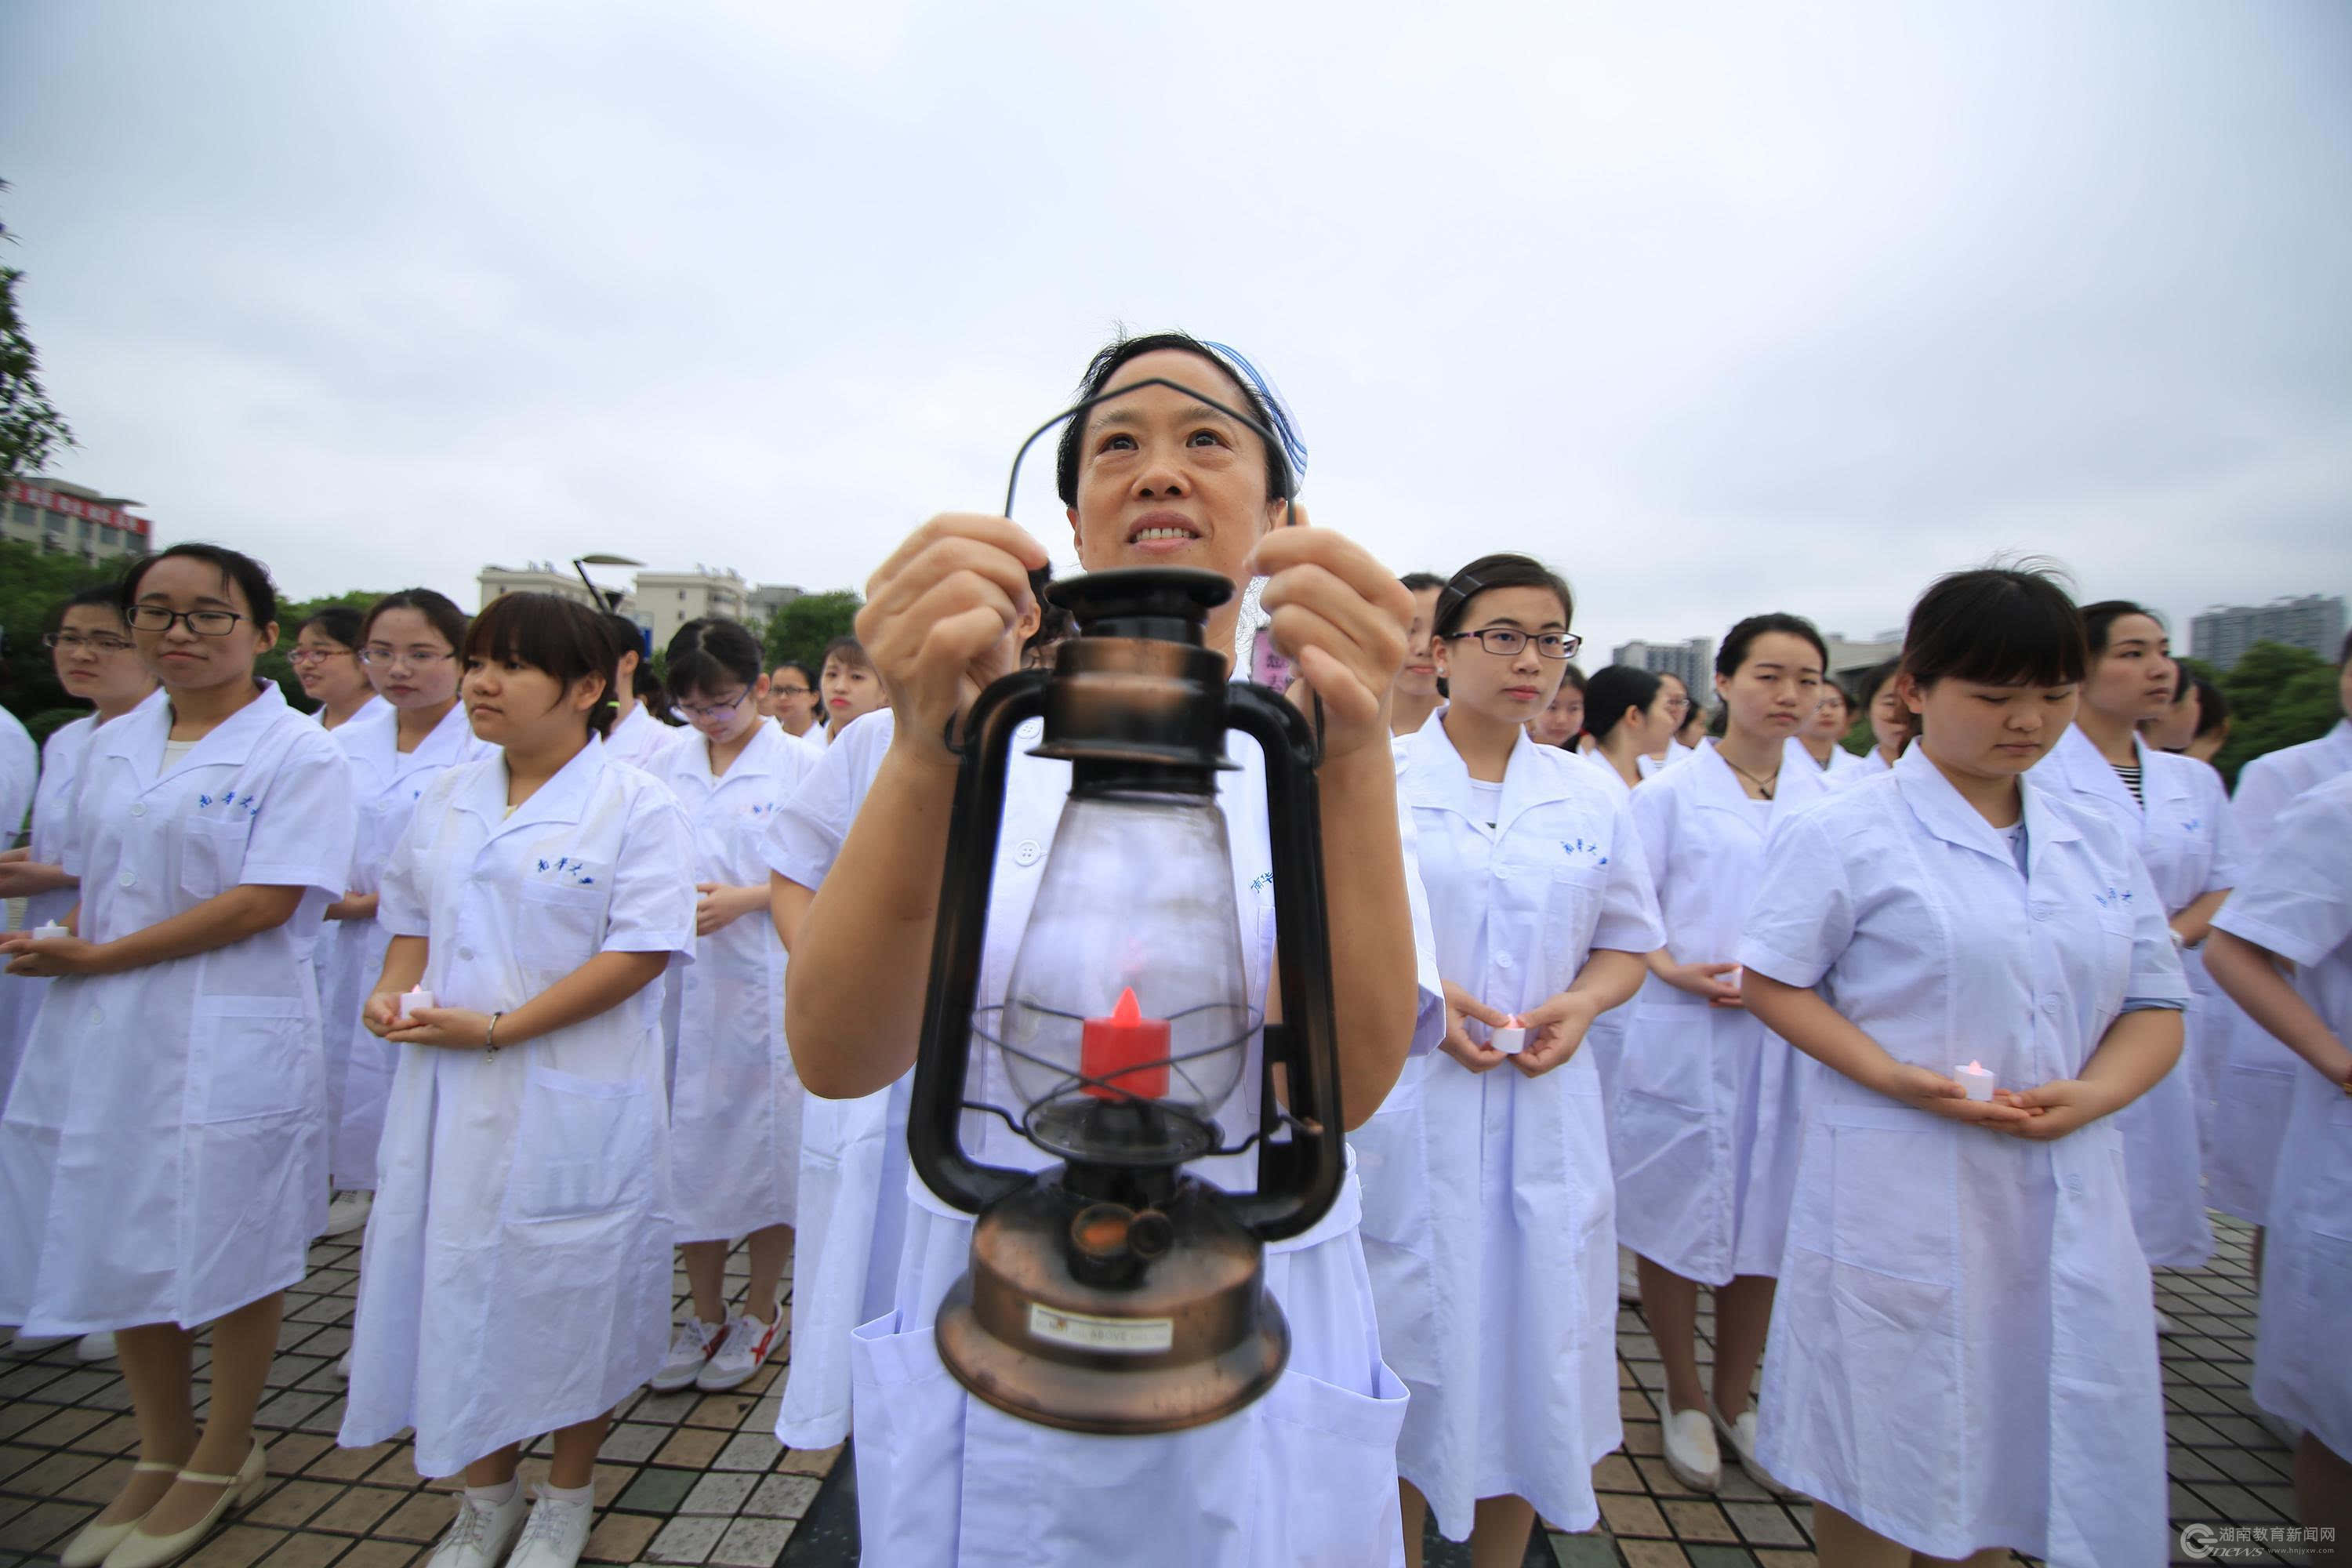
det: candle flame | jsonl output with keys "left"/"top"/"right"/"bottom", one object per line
{"left": 1113, "top": 986, "right": 1142, "bottom": 1025}
{"left": 1966, "top": 1060, "right": 1986, "bottom": 1073}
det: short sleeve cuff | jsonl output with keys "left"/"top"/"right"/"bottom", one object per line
{"left": 1736, "top": 938, "right": 1828, "bottom": 990}
{"left": 2211, "top": 909, "right": 2332, "bottom": 971}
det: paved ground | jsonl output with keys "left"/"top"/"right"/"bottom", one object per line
{"left": 0, "top": 1211, "right": 2318, "bottom": 1568}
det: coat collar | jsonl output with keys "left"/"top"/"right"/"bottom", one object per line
{"left": 1693, "top": 735, "right": 1831, "bottom": 834}
{"left": 129, "top": 680, "right": 295, "bottom": 792}
{"left": 1895, "top": 740, "right": 2082, "bottom": 873}
{"left": 673, "top": 714, "right": 791, "bottom": 789}
{"left": 1401, "top": 706, "right": 1577, "bottom": 832}
{"left": 2036, "top": 723, "right": 2145, "bottom": 820}
{"left": 457, "top": 735, "right": 608, "bottom": 843}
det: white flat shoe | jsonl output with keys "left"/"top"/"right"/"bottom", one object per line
{"left": 1617, "top": 1246, "right": 1642, "bottom": 1305}
{"left": 1708, "top": 1399, "right": 1800, "bottom": 1497}
{"left": 76, "top": 1331, "right": 118, "bottom": 1363}
{"left": 1661, "top": 1406, "right": 1721, "bottom": 1492}
{"left": 101, "top": 1439, "right": 267, "bottom": 1568}
{"left": 58, "top": 1464, "right": 178, "bottom": 1568}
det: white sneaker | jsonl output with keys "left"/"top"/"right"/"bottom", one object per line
{"left": 1617, "top": 1246, "right": 1642, "bottom": 1305}
{"left": 336, "top": 1348, "right": 352, "bottom": 1381}
{"left": 8, "top": 1332, "right": 73, "bottom": 1356}
{"left": 74, "top": 1331, "right": 116, "bottom": 1363}
{"left": 1708, "top": 1400, "right": 1798, "bottom": 1497}
{"left": 1662, "top": 1406, "right": 1722, "bottom": 1492}
{"left": 426, "top": 1486, "right": 528, "bottom": 1568}
{"left": 649, "top": 1318, "right": 724, "bottom": 1392}
{"left": 506, "top": 1491, "right": 595, "bottom": 1568}
{"left": 696, "top": 1307, "right": 782, "bottom": 1392}
{"left": 322, "top": 1192, "right": 374, "bottom": 1238}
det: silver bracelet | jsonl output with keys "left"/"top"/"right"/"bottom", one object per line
{"left": 485, "top": 1011, "right": 504, "bottom": 1060}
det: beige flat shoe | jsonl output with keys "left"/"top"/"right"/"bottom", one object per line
{"left": 58, "top": 1463, "right": 179, "bottom": 1568}
{"left": 102, "top": 1439, "right": 267, "bottom": 1568}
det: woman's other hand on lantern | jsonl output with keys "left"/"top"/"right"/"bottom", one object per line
{"left": 858, "top": 514, "right": 1049, "bottom": 765}
{"left": 1251, "top": 510, "right": 1412, "bottom": 763}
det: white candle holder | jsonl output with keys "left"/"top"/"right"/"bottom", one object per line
{"left": 1954, "top": 1061, "right": 1995, "bottom": 1102}
{"left": 31, "top": 923, "right": 70, "bottom": 942}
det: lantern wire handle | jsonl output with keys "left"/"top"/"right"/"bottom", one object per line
{"left": 998, "top": 376, "right": 1325, "bottom": 755}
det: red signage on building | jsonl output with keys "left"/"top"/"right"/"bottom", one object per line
{"left": 6, "top": 481, "right": 152, "bottom": 537}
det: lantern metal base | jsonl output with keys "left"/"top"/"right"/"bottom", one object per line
{"left": 934, "top": 1171, "right": 1289, "bottom": 1436}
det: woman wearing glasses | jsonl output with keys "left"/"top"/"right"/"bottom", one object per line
{"left": 764, "top": 660, "right": 824, "bottom": 750}
{"left": 1609, "top": 615, "right": 1835, "bottom": 1495}
{"left": 1365, "top": 554, "right": 1663, "bottom": 1566}
{"left": 1, "top": 544, "right": 356, "bottom": 1568}
{"left": 645, "top": 619, "right": 816, "bottom": 1394}
{"left": 290, "top": 607, "right": 382, "bottom": 731}
{"left": 1, "top": 586, "right": 159, "bottom": 1095}
{"left": 314, "top": 591, "right": 489, "bottom": 1247}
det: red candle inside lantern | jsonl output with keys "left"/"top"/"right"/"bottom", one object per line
{"left": 1080, "top": 986, "right": 1171, "bottom": 1101}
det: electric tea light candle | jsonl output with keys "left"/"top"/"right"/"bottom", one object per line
{"left": 1955, "top": 1059, "right": 1994, "bottom": 1102}
{"left": 1489, "top": 1017, "right": 1527, "bottom": 1055}
{"left": 31, "top": 923, "right": 70, "bottom": 942}
{"left": 400, "top": 988, "right": 435, "bottom": 1023}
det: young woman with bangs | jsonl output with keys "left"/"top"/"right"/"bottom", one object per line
{"left": 1737, "top": 566, "right": 2186, "bottom": 1566}
{"left": 340, "top": 593, "right": 695, "bottom": 1568}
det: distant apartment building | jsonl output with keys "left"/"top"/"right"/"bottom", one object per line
{"left": 746, "top": 582, "right": 805, "bottom": 626}
{"left": 477, "top": 562, "right": 626, "bottom": 614}
{"left": 1822, "top": 633, "right": 1903, "bottom": 687}
{"left": 2191, "top": 595, "right": 2347, "bottom": 671}
{"left": 633, "top": 566, "right": 755, "bottom": 652}
{"left": 3, "top": 477, "right": 154, "bottom": 566}
{"left": 1611, "top": 637, "right": 1714, "bottom": 692}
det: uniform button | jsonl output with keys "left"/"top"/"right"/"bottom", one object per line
{"left": 2041, "top": 997, "right": 2061, "bottom": 1018}
{"left": 129, "top": 803, "right": 146, "bottom": 818}
{"left": 2066, "top": 1174, "right": 2086, "bottom": 1197}
{"left": 1495, "top": 952, "right": 1515, "bottom": 970}
{"left": 118, "top": 870, "right": 136, "bottom": 887}
{"left": 2031, "top": 905, "right": 2050, "bottom": 923}
{"left": 1013, "top": 840, "right": 1042, "bottom": 868}
{"left": 89, "top": 1009, "right": 103, "bottom": 1026}
{"left": 459, "top": 946, "right": 476, "bottom": 961}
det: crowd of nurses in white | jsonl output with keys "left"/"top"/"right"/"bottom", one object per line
{"left": 4, "top": 330, "right": 2350, "bottom": 1568}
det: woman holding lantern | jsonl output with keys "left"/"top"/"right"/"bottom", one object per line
{"left": 1735, "top": 564, "right": 2185, "bottom": 1566}
{"left": 1367, "top": 552, "right": 1664, "bottom": 1566}
{"left": 782, "top": 332, "right": 1441, "bottom": 1566}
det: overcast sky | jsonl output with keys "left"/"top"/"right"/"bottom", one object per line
{"left": 5, "top": 1, "right": 2347, "bottom": 668}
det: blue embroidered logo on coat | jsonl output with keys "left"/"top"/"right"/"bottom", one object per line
{"left": 535, "top": 856, "right": 597, "bottom": 887}
{"left": 2093, "top": 885, "right": 2133, "bottom": 912}
{"left": 1559, "top": 837, "right": 1610, "bottom": 867}
{"left": 195, "top": 790, "right": 261, "bottom": 819}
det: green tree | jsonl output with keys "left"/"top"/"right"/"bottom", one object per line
{"left": 764, "top": 590, "right": 863, "bottom": 675}
{"left": 2212, "top": 640, "right": 2342, "bottom": 787}
{"left": 0, "top": 184, "right": 76, "bottom": 480}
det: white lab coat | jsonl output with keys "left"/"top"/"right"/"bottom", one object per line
{"left": 2, "top": 708, "right": 133, "bottom": 1089}
{"left": 1355, "top": 713, "right": 1664, "bottom": 1540}
{"left": 1784, "top": 735, "right": 1875, "bottom": 789}
{"left": 2031, "top": 726, "right": 2238, "bottom": 1267}
{"left": 1613, "top": 739, "right": 1831, "bottom": 1283}
{"left": 318, "top": 701, "right": 490, "bottom": 1189}
{"left": 2207, "top": 717, "right": 2352, "bottom": 1223}
{"left": 339, "top": 740, "right": 695, "bottom": 1477}
{"left": 1737, "top": 746, "right": 2185, "bottom": 1566}
{"left": 604, "top": 702, "right": 684, "bottom": 772}
{"left": 1633, "top": 737, "right": 1693, "bottom": 779}
{"left": 839, "top": 710, "right": 1443, "bottom": 1568}
{"left": 0, "top": 683, "right": 354, "bottom": 1335}
{"left": 1576, "top": 747, "right": 1639, "bottom": 1104}
{"left": 763, "top": 710, "right": 909, "bottom": 1450}
{"left": 2211, "top": 771, "right": 2352, "bottom": 1461}
{"left": 0, "top": 705, "right": 34, "bottom": 848}
{"left": 652, "top": 720, "right": 815, "bottom": 1240}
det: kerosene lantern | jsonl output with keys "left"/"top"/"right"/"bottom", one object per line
{"left": 908, "top": 564, "right": 1345, "bottom": 1436}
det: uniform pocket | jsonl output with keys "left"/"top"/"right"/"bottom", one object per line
{"left": 1822, "top": 1105, "right": 1957, "bottom": 1287}
{"left": 187, "top": 996, "right": 314, "bottom": 1122}
{"left": 180, "top": 816, "right": 252, "bottom": 899}
{"left": 516, "top": 882, "right": 607, "bottom": 972}
{"left": 1250, "top": 1359, "right": 1409, "bottom": 1567}
{"left": 502, "top": 1064, "right": 656, "bottom": 1222}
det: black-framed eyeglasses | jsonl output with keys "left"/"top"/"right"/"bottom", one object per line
{"left": 679, "top": 688, "right": 753, "bottom": 722}
{"left": 1443, "top": 627, "right": 1583, "bottom": 660}
{"left": 44, "top": 630, "right": 136, "bottom": 654}
{"left": 358, "top": 645, "right": 457, "bottom": 669}
{"left": 771, "top": 684, "right": 813, "bottom": 698}
{"left": 128, "top": 604, "right": 245, "bottom": 637}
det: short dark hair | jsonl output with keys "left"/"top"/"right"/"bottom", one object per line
{"left": 296, "top": 606, "right": 365, "bottom": 648}
{"left": 1431, "top": 554, "right": 1574, "bottom": 642}
{"left": 1856, "top": 658, "right": 1902, "bottom": 712}
{"left": 2078, "top": 600, "right": 2162, "bottom": 658}
{"left": 820, "top": 635, "right": 872, "bottom": 673}
{"left": 1582, "top": 664, "right": 1664, "bottom": 742}
{"left": 465, "top": 593, "right": 624, "bottom": 738}
{"left": 664, "top": 617, "right": 765, "bottom": 701}
{"left": 1900, "top": 564, "right": 2087, "bottom": 691}
{"left": 1715, "top": 613, "right": 1829, "bottom": 679}
{"left": 2190, "top": 673, "right": 2230, "bottom": 738}
{"left": 361, "top": 589, "right": 469, "bottom": 655}
{"left": 121, "top": 543, "right": 281, "bottom": 630}
{"left": 1399, "top": 572, "right": 1446, "bottom": 594}
{"left": 1557, "top": 660, "right": 1587, "bottom": 695}
{"left": 770, "top": 659, "right": 818, "bottom": 691}
{"left": 1054, "top": 331, "right": 1288, "bottom": 506}
{"left": 48, "top": 582, "right": 129, "bottom": 635}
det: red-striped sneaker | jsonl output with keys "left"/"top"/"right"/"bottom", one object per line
{"left": 651, "top": 1317, "right": 724, "bottom": 1392}
{"left": 695, "top": 1305, "right": 782, "bottom": 1392}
